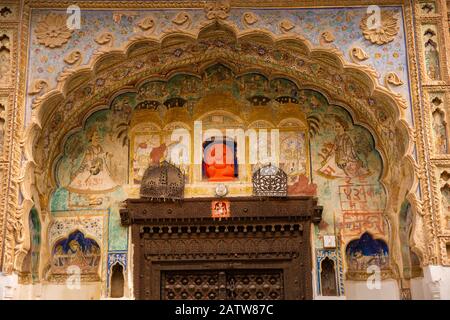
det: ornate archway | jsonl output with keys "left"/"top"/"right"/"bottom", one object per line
{"left": 13, "top": 21, "right": 420, "bottom": 293}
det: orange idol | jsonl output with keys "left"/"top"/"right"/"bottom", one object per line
{"left": 203, "top": 139, "right": 237, "bottom": 181}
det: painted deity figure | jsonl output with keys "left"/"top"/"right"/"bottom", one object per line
{"left": 318, "top": 116, "right": 370, "bottom": 179}
{"left": 53, "top": 245, "right": 65, "bottom": 267}
{"left": 132, "top": 135, "right": 160, "bottom": 183}
{"left": 166, "top": 135, "right": 190, "bottom": 178}
{"left": 68, "top": 128, "right": 117, "bottom": 192}
{"left": 203, "top": 139, "right": 236, "bottom": 181}
{"left": 68, "top": 239, "right": 86, "bottom": 267}
{"left": 214, "top": 201, "right": 228, "bottom": 216}
{"left": 280, "top": 132, "right": 307, "bottom": 183}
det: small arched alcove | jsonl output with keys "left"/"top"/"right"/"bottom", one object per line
{"left": 320, "top": 257, "right": 337, "bottom": 296}
{"left": 110, "top": 263, "right": 125, "bottom": 298}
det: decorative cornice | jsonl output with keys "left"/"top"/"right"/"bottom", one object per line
{"left": 25, "top": 0, "right": 408, "bottom": 9}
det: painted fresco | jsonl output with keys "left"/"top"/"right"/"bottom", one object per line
{"left": 317, "top": 114, "right": 371, "bottom": 179}
{"left": 26, "top": 6, "right": 413, "bottom": 126}
{"left": 52, "top": 102, "right": 130, "bottom": 212}
{"left": 305, "top": 89, "right": 386, "bottom": 244}
{"left": 163, "top": 131, "right": 191, "bottom": 180}
{"left": 48, "top": 214, "right": 107, "bottom": 273}
{"left": 423, "top": 25, "right": 441, "bottom": 81}
{"left": 56, "top": 109, "right": 128, "bottom": 193}
{"left": 345, "top": 232, "right": 389, "bottom": 273}
{"left": 130, "top": 128, "right": 191, "bottom": 185}
{"left": 49, "top": 64, "right": 387, "bottom": 283}
{"left": 51, "top": 230, "right": 101, "bottom": 277}
{"left": 131, "top": 133, "right": 161, "bottom": 184}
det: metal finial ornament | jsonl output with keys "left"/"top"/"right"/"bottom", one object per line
{"left": 252, "top": 164, "right": 288, "bottom": 197}
{"left": 215, "top": 183, "right": 228, "bottom": 197}
{"left": 140, "top": 160, "right": 185, "bottom": 200}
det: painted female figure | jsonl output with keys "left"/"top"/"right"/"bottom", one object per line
{"left": 318, "top": 116, "right": 370, "bottom": 179}
{"left": 68, "top": 127, "right": 117, "bottom": 193}
{"left": 68, "top": 239, "right": 86, "bottom": 267}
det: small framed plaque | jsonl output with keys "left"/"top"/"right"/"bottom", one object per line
{"left": 211, "top": 200, "right": 231, "bottom": 218}
{"left": 323, "top": 235, "right": 336, "bottom": 249}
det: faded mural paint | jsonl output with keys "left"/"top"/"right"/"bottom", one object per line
{"left": 26, "top": 6, "right": 412, "bottom": 124}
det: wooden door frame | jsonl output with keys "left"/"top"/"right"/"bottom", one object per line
{"left": 120, "top": 196, "right": 322, "bottom": 300}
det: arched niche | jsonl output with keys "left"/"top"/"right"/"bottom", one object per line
{"left": 345, "top": 232, "right": 391, "bottom": 280}
{"left": 399, "top": 200, "right": 423, "bottom": 279}
{"left": 432, "top": 108, "right": 449, "bottom": 154}
{"left": 44, "top": 68, "right": 391, "bottom": 287}
{"left": 320, "top": 257, "right": 338, "bottom": 296}
{"left": 20, "top": 207, "right": 41, "bottom": 283}
{"left": 110, "top": 263, "right": 125, "bottom": 298}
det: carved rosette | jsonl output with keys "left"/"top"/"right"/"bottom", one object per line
{"left": 28, "top": 79, "right": 49, "bottom": 95}
{"left": 35, "top": 13, "right": 73, "bottom": 48}
{"left": 360, "top": 10, "right": 399, "bottom": 45}
{"left": 95, "top": 32, "right": 114, "bottom": 46}
{"left": 279, "top": 19, "right": 295, "bottom": 33}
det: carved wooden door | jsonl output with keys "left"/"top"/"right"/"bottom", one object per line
{"left": 161, "top": 269, "right": 284, "bottom": 300}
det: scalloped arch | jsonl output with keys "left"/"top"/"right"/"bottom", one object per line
{"left": 18, "top": 20, "right": 420, "bottom": 273}
{"left": 27, "top": 19, "right": 413, "bottom": 185}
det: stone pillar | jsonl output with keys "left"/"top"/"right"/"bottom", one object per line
{"left": 0, "top": 0, "right": 30, "bottom": 276}
{"left": 412, "top": 0, "right": 450, "bottom": 271}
